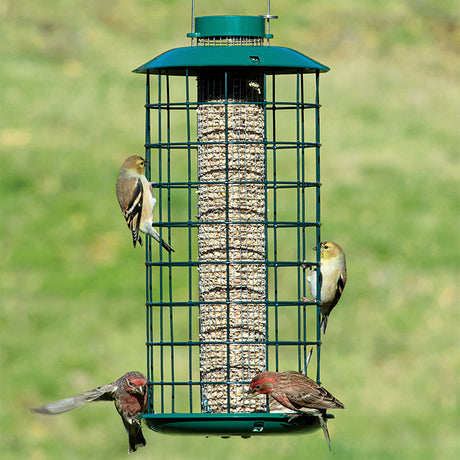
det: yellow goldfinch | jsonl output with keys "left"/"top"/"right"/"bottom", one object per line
{"left": 303, "top": 241, "right": 347, "bottom": 334}
{"left": 116, "top": 155, "right": 174, "bottom": 252}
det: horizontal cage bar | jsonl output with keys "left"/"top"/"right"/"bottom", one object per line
{"left": 146, "top": 340, "right": 320, "bottom": 346}
{"left": 145, "top": 102, "right": 320, "bottom": 109}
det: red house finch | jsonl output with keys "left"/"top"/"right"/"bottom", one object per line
{"left": 303, "top": 241, "right": 347, "bottom": 334}
{"left": 116, "top": 155, "right": 174, "bottom": 252}
{"left": 249, "top": 371, "right": 344, "bottom": 450}
{"left": 31, "top": 371, "right": 148, "bottom": 453}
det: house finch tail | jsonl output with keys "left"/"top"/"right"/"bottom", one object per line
{"left": 123, "top": 416, "right": 147, "bottom": 453}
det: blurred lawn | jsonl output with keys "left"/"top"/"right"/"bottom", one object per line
{"left": 1, "top": 0, "right": 459, "bottom": 459}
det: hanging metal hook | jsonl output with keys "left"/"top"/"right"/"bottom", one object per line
{"left": 259, "top": 0, "right": 278, "bottom": 45}
{"left": 191, "top": 0, "right": 196, "bottom": 46}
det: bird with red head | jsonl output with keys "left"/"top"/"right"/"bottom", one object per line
{"left": 31, "top": 371, "right": 148, "bottom": 454}
{"left": 248, "top": 371, "right": 344, "bottom": 450}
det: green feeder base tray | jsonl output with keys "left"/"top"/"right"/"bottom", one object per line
{"left": 141, "top": 413, "right": 333, "bottom": 438}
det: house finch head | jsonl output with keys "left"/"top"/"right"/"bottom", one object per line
{"left": 249, "top": 371, "right": 344, "bottom": 450}
{"left": 31, "top": 371, "right": 148, "bottom": 454}
{"left": 116, "top": 155, "right": 174, "bottom": 252}
{"left": 303, "top": 241, "right": 347, "bottom": 334}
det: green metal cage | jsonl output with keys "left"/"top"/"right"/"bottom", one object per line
{"left": 133, "top": 14, "right": 330, "bottom": 437}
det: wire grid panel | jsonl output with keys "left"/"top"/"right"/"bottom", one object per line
{"left": 144, "top": 69, "right": 322, "bottom": 415}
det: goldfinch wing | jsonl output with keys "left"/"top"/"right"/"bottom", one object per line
{"left": 329, "top": 272, "right": 346, "bottom": 310}
{"left": 122, "top": 178, "right": 143, "bottom": 232}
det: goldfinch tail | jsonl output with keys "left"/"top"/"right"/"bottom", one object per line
{"left": 148, "top": 226, "right": 174, "bottom": 253}
{"left": 320, "top": 314, "right": 329, "bottom": 334}
{"left": 132, "top": 231, "right": 143, "bottom": 248}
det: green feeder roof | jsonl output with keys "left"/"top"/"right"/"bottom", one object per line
{"left": 133, "top": 46, "right": 329, "bottom": 76}
{"left": 133, "top": 15, "right": 329, "bottom": 76}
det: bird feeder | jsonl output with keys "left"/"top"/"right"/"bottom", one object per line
{"left": 133, "top": 7, "right": 330, "bottom": 437}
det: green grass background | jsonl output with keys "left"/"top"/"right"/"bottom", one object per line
{"left": 1, "top": 0, "right": 459, "bottom": 458}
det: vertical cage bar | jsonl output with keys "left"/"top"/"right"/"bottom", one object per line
{"left": 314, "top": 70, "right": 322, "bottom": 384}
{"left": 185, "top": 70, "right": 194, "bottom": 413}
{"left": 296, "top": 72, "right": 302, "bottom": 372}
{"left": 272, "top": 76, "right": 279, "bottom": 373}
{"left": 263, "top": 73, "right": 269, "bottom": 382}
{"left": 165, "top": 74, "right": 175, "bottom": 413}
{"left": 157, "top": 74, "right": 165, "bottom": 412}
{"left": 197, "top": 71, "right": 267, "bottom": 413}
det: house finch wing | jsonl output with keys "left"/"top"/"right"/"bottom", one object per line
{"left": 289, "top": 384, "right": 342, "bottom": 409}
{"left": 269, "top": 399, "right": 295, "bottom": 413}
{"left": 282, "top": 371, "right": 344, "bottom": 410}
{"left": 270, "top": 391, "right": 299, "bottom": 412}
{"left": 31, "top": 382, "right": 118, "bottom": 415}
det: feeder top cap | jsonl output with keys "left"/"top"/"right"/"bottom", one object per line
{"left": 190, "top": 15, "right": 267, "bottom": 39}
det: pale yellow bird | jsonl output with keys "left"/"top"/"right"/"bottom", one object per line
{"left": 303, "top": 241, "right": 347, "bottom": 334}
{"left": 116, "top": 155, "right": 173, "bottom": 252}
